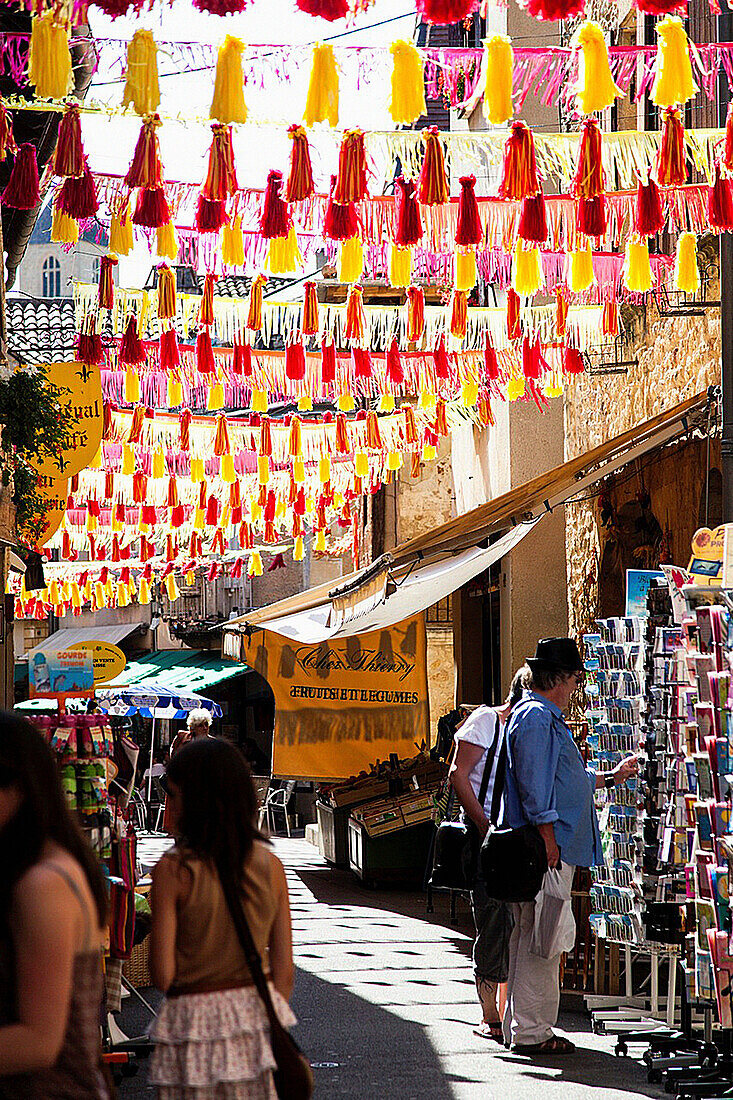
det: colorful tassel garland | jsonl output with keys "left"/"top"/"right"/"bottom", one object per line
{"left": 334, "top": 128, "right": 368, "bottom": 204}
{"left": 657, "top": 107, "right": 687, "bottom": 186}
{"left": 157, "top": 221, "right": 178, "bottom": 261}
{"left": 286, "top": 124, "right": 314, "bottom": 202}
{"left": 304, "top": 43, "right": 339, "bottom": 128}
{"left": 28, "top": 12, "right": 72, "bottom": 100}
{"left": 120, "top": 315, "right": 146, "bottom": 365}
{"left": 450, "top": 291, "right": 468, "bottom": 340}
{"left": 482, "top": 35, "right": 513, "bottom": 126}
{"left": 210, "top": 36, "right": 248, "bottom": 125}
{"left": 122, "top": 30, "right": 160, "bottom": 116}
{"left": 339, "top": 235, "right": 364, "bottom": 283}
{"left": 389, "top": 244, "right": 412, "bottom": 288}
{"left": 418, "top": 127, "right": 448, "bottom": 206}
{"left": 53, "top": 104, "right": 84, "bottom": 178}
{"left": 635, "top": 172, "right": 665, "bottom": 236}
{"left": 674, "top": 232, "right": 699, "bottom": 293}
{"left": 708, "top": 167, "right": 733, "bottom": 230}
{"left": 568, "top": 242, "right": 595, "bottom": 292}
{"left": 302, "top": 281, "right": 319, "bottom": 335}
{"left": 455, "top": 249, "right": 477, "bottom": 291}
{"left": 389, "top": 40, "right": 426, "bottom": 125}
{"left": 203, "top": 123, "right": 238, "bottom": 201}
{"left": 345, "top": 285, "right": 365, "bottom": 343}
{"left": 651, "top": 16, "right": 698, "bottom": 109}
{"left": 498, "top": 122, "right": 539, "bottom": 201}
{"left": 110, "top": 200, "right": 133, "bottom": 255}
{"left": 571, "top": 23, "right": 622, "bottom": 114}
{"left": 623, "top": 238, "right": 653, "bottom": 293}
{"left": 394, "top": 176, "right": 422, "bottom": 247}
{"left": 133, "top": 185, "right": 169, "bottom": 229}
{"left": 512, "top": 240, "right": 543, "bottom": 296}
{"left": 51, "top": 206, "right": 79, "bottom": 244}
{"left": 407, "top": 286, "right": 425, "bottom": 342}
{"left": 124, "top": 114, "right": 163, "bottom": 189}
{"left": 247, "top": 274, "right": 267, "bottom": 330}
{"left": 2, "top": 144, "right": 39, "bottom": 209}
{"left": 455, "top": 175, "right": 483, "bottom": 247}
{"left": 222, "top": 216, "right": 245, "bottom": 266}
{"left": 98, "top": 255, "right": 118, "bottom": 310}
{"left": 518, "top": 193, "right": 547, "bottom": 243}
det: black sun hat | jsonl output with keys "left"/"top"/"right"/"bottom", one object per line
{"left": 526, "top": 637, "right": 584, "bottom": 674}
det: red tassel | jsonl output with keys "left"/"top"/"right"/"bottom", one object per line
{"left": 507, "top": 288, "right": 521, "bottom": 340}
{"left": 133, "top": 186, "right": 169, "bottom": 229}
{"left": 433, "top": 336, "right": 451, "bottom": 380}
{"left": 159, "top": 328, "right": 180, "bottom": 369}
{"left": 634, "top": 0, "right": 688, "bottom": 14}
{"left": 416, "top": 0, "right": 476, "bottom": 23}
{"left": 286, "top": 341, "right": 306, "bottom": 380}
{"left": 53, "top": 104, "right": 84, "bottom": 178}
{"left": 206, "top": 495, "right": 219, "bottom": 526}
{"left": 455, "top": 174, "right": 483, "bottom": 247}
{"left": 563, "top": 346, "right": 585, "bottom": 375}
{"left": 302, "top": 281, "right": 319, "bottom": 335}
{"left": 77, "top": 327, "right": 103, "bottom": 366}
{"left": 725, "top": 103, "right": 733, "bottom": 174}
{"left": 450, "top": 291, "right": 467, "bottom": 340}
{"left": 602, "top": 301, "right": 619, "bottom": 336}
{"left": 178, "top": 408, "right": 191, "bottom": 452}
{"left": 573, "top": 119, "right": 604, "bottom": 200}
{"left": 203, "top": 123, "right": 237, "bottom": 201}
{"left": 484, "top": 337, "right": 500, "bottom": 380}
{"left": 345, "top": 285, "right": 365, "bottom": 343}
{"left": 387, "top": 337, "right": 404, "bottom": 386}
{"left": 394, "top": 176, "right": 422, "bottom": 247}
{"left": 499, "top": 122, "right": 539, "bottom": 201}
{"left": 324, "top": 175, "right": 358, "bottom": 241}
{"left": 2, "top": 143, "right": 39, "bottom": 209}
{"left": 214, "top": 413, "right": 230, "bottom": 456}
{"left": 247, "top": 273, "right": 266, "bottom": 332}
{"left": 407, "top": 286, "right": 425, "bottom": 342}
{"left": 555, "top": 290, "right": 568, "bottom": 337}
{"left": 199, "top": 273, "right": 216, "bottom": 326}
{"left": 524, "top": 0, "right": 583, "bottom": 17}
{"left": 418, "top": 127, "right": 449, "bottom": 206}
{"left": 260, "top": 169, "right": 290, "bottom": 239}
{"left": 518, "top": 192, "right": 547, "bottom": 243}
{"left": 0, "top": 97, "right": 16, "bottom": 164}
{"left": 709, "top": 167, "right": 733, "bottom": 230}
{"left": 57, "top": 157, "right": 98, "bottom": 220}
{"left": 522, "top": 336, "right": 548, "bottom": 380}
{"left": 352, "top": 347, "right": 372, "bottom": 378}
{"left": 321, "top": 340, "right": 336, "bottom": 383}
{"left": 124, "top": 115, "right": 163, "bottom": 189}
{"left": 233, "top": 341, "right": 252, "bottom": 376}
{"left": 120, "top": 315, "right": 146, "bottom": 365}
{"left": 657, "top": 107, "right": 687, "bottom": 186}
{"left": 434, "top": 399, "right": 448, "bottom": 436}
{"left": 335, "top": 413, "right": 350, "bottom": 454}
{"left": 196, "top": 195, "right": 227, "bottom": 233}
{"left": 577, "top": 194, "right": 607, "bottom": 238}
{"left": 196, "top": 329, "right": 216, "bottom": 373}
{"left": 167, "top": 477, "right": 179, "bottom": 509}
{"left": 296, "top": 0, "right": 349, "bottom": 16}
{"left": 635, "top": 172, "right": 665, "bottom": 236}
{"left": 286, "top": 124, "right": 314, "bottom": 203}
{"left": 98, "top": 255, "right": 117, "bottom": 310}
{"left": 403, "top": 404, "right": 418, "bottom": 444}
{"left": 334, "top": 128, "right": 368, "bottom": 204}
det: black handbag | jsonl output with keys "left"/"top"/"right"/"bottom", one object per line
{"left": 216, "top": 863, "right": 314, "bottom": 1100}
{"left": 430, "top": 710, "right": 502, "bottom": 891}
{"left": 479, "top": 821, "right": 548, "bottom": 904}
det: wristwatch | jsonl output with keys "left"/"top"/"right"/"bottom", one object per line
{"left": 604, "top": 774, "right": 616, "bottom": 789}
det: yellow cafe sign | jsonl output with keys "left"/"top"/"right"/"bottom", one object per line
{"left": 33, "top": 362, "right": 104, "bottom": 479}
{"left": 67, "top": 641, "right": 127, "bottom": 685}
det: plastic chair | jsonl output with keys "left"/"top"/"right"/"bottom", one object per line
{"left": 259, "top": 781, "right": 296, "bottom": 836}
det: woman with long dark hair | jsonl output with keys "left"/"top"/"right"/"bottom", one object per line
{"left": 150, "top": 737, "right": 295, "bottom": 1099}
{"left": 0, "top": 713, "right": 111, "bottom": 1097}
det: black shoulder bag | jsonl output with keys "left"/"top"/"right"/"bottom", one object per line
{"left": 216, "top": 865, "right": 314, "bottom": 1100}
{"left": 430, "top": 710, "right": 502, "bottom": 891}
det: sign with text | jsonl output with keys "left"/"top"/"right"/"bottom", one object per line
{"left": 29, "top": 648, "right": 94, "bottom": 697}
{"left": 31, "top": 473, "right": 67, "bottom": 547}
{"left": 244, "top": 615, "right": 429, "bottom": 780}
{"left": 33, "top": 362, "right": 103, "bottom": 479}
{"left": 67, "top": 640, "right": 126, "bottom": 685}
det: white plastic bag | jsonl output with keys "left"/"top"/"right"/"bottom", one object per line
{"left": 529, "top": 868, "right": 576, "bottom": 959}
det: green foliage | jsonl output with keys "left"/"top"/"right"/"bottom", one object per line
{"left": 0, "top": 368, "right": 73, "bottom": 545}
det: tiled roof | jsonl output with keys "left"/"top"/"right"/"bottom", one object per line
{"left": 6, "top": 299, "right": 77, "bottom": 365}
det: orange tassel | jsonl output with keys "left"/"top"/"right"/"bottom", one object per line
{"left": 434, "top": 399, "right": 448, "bottom": 436}
{"left": 179, "top": 408, "right": 191, "bottom": 451}
{"left": 403, "top": 404, "right": 418, "bottom": 444}
{"left": 288, "top": 416, "right": 303, "bottom": 457}
{"left": 366, "top": 410, "right": 383, "bottom": 449}
{"left": 302, "top": 280, "right": 319, "bottom": 335}
{"left": 286, "top": 123, "right": 314, "bottom": 202}
{"left": 0, "top": 96, "right": 17, "bottom": 164}
{"left": 345, "top": 285, "right": 365, "bottom": 343}
{"left": 657, "top": 107, "right": 687, "bottom": 186}
{"left": 418, "top": 126, "right": 449, "bottom": 206}
{"left": 98, "top": 255, "right": 117, "bottom": 310}
{"left": 203, "top": 123, "right": 238, "bottom": 201}
{"left": 124, "top": 114, "right": 163, "bottom": 189}
{"left": 128, "top": 404, "right": 145, "bottom": 443}
{"left": 199, "top": 273, "right": 216, "bottom": 325}
{"left": 602, "top": 301, "right": 619, "bottom": 336}
{"left": 334, "top": 128, "right": 368, "bottom": 204}
{"left": 573, "top": 118, "right": 604, "bottom": 199}
{"left": 450, "top": 290, "right": 468, "bottom": 340}
{"left": 335, "top": 413, "right": 350, "bottom": 454}
{"left": 214, "top": 413, "right": 230, "bottom": 456}
{"left": 407, "top": 286, "right": 425, "bottom": 342}
{"left": 506, "top": 288, "right": 521, "bottom": 340}
{"left": 498, "top": 121, "right": 539, "bottom": 201}
{"left": 157, "top": 263, "right": 176, "bottom": 319}
{"left": 555, "top": 290, "right": 568, "bottom": 337}
{"left": 247, "top": 273, "right": 267, "bottom": 331}
{"left": 259, "top": 416, "right": 272, "bottom": 456}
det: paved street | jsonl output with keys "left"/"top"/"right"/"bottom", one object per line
{"left": 119, "top": 836, "right": 664, "bottom": 1099}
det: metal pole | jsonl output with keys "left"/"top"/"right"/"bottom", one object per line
{"left": 719, "top": 2, "right": 733, "bottom": 520}
{"left": 147, "top": 714, "right": 155, "bottom": 829}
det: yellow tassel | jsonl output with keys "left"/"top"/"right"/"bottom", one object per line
{"left": 83, "top": 578, "right": 92, "bottom": 602}
{"left": 568, "top": 242, "right": 595, "bottom": 292}
{"left": 455, "top": 248, "right": 477, "bottom": 291}
{"left": 389, "top": 40, "right": 426, "bottom": 125}
{"left": 111, "top": 512, "right": 123, "bottom": 533}
{"left": 250, "top": 499, "right": 262, "bottom": 524}
{"left": 86, "top": 512, "right": 98, "bottom": 533}
{"left": 624, "top": 238, "right": 653, "bottom": 293}
{"left": 314, "top": 530, "right": 326, "bottom": 553}
{"left": 193, "top": 507, "right": 205, "bottom": 531}
{"left": 152, "top": 448, "right": 166, "bottom": 479}
{"left": 258, "top": 455, "right": 270, "bottom": 484}
{"left": 248, "top": 551, "right": 263, "bottom": 577}
{"left": 318, "top": 455, "right": 331, "bottom": 484}
{"left": 110, "top": 201, "right": 133, "bottom": 256}
{"left": 116, "top": 582, "right": 130, "bottom": 608}
{"left": 128, "top": 575, "right": 137, "bottom": 598}
{"left": 338, "top": 391, "right": 355, "bottom": 412}
{"left": 297, "top": 393, "right": 313, "bottom": 412}
{"left": 572, "top": 22, "right": 622, "bottom": 114}
{"left": 275, "top": 499, "right": 286, "bottom": 521}
{"left": 208, "top": 382, "right": 225, "bottom": 411}
{"left": 293, "top": 535, "right": 305, "bottom": 562}
{"left": 252, "top": 388, "right": 268, "bottom": 413}
{"left": 423, "top": 443, "right": 437, "bottom": 461}
{"left": 389, "top": 244, "right": 412, "bottom": 288}
{"left": 122, "top": 29, "right": 160, "bottom": 116}
{"left": 293, "top": 456, "right": 305, "bottom": 483}
{"left": 545, "top": 374, "right": 564, "bottom": 398}
{"left": 222, "top": 216, "right": 245, "bottom": 267}
{"left": 190, "top": 457, "right": 205, "bottom": 482}
{"left": 507, "top": 375, "right": 526, "bottom": 401}
{"left": 168, "top": 373, "right": 183, "bottom": 407}
{"left": 461, "top": 380, "right": 479, "bottom": 407}
{"left": 512, "top": 241, "right": 543, "bottom": 296}
{"left": 28, "top": 12, "right": 72, "bottom": 99}
{"left": 156, "top": 222, "right": 178, "bottom": 262}
{"left": 70, "top": 582, "right": 82, "bottom": 610}
{"left": 220, "top": 454, "right": 236, "bottom": 483}
{"left": 355, "top": 452, "right": 369, "bottom": 478}
{"left": 94, "top": 582, "right": 106, "bottom": 608}
{"left": 266, "top": 226, "right": 302, "bottom": 274}
{"left": 482, "top": 35, "right": 514, "bottom": 126}
{"left": 51, "top": 206, "right": 78, "bottom": 244}
{"left": 122, "top": 444, "right": 136, "bottom": 475}
{"left": 124, "top": 368, "right": 141, "bottom": 405}
{"left": 674, "top": 232, "right": 699, "bottom": 293}
{"left": 165, "top": 573, "right": 180, "bottom": 601}
{"left": 418, "top": 389, "right": 437, "bottom": 409}
{"left": 211, "top": 36, "right": 248, "bottom": 124}
{"left": 379, "top": 392, "right": 396, "bottom": 413}
{"left": 185, "top": 570, "right": 195, "bottom": 586}
{"left": 339, "top": 235, "right": 364, "bottom": 283}
{"left": 136, "top": 577, "right": 149, "bottom": 604}
{"left": 304, "top": 43, "right": 339, "bottom": 128}
{"left": 387, "top": 450, "right": 403, "bottom": 471}
{"left": 652, "top": 16, "right": 698, "bottom": 109}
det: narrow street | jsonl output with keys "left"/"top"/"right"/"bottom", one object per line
{"left": 120, "top": 836, "right": 665, "bottom": 1100}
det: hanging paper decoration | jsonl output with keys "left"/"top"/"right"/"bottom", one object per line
{"left": 122, "top": 30, "right": 160, "bottom": 116}
{"left": 28, "top": 12, "right": 72, "bottom": 100}
{"left": 418, "top": 127, "right": 449, "bottom": 206}
{"left": 389, "top": 40, "right": 426, "bottom": 126}
{"left": 304, "top": 43, "right": 339, "bottom": 128}
{"left": 651, "top": 16, "right": 698, "bottom": 109}
{"left": 482, "top": 35, "right": 513, "bottom": 127}
{"left": 674, "top": 232, "right": 699, "bottom": 293}
{"left": 657, "top": 107, "right": 687, "bottom": 186}
{"left": 210, "top": 36, "right": 247, "bottom": 124}
{"left": 334, "top": 128, "right": 368, "bottom": 204}
{"left": 2, "top": 144, "right": 40, "bottom": 209}
{"left": 571, "top": 23, "right": 622, "bottom": 115}
{"left": 286, "top": 124, "right": 314, "bottom": 202}
{"left": 53, "top": 104, "right": 84, "bottom": 178}
{"left": 498, "top": 122, "right": 539, "bottom": 201}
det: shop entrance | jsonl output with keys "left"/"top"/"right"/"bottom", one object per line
{"left": 454, "top": 561, "right": 502, "bottom": 707}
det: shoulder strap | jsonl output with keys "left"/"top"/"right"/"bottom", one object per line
{"left": 477, "top": 709, "right": 501, "bottom": 810}
{"left": 45, "top": 862, "right": 94, "bottom": 950}
{"left": 489, "top": 736, "right": 507, "bottom": 826}
{"left": 215, "top": 861, "right": 280, "bottom": 1031}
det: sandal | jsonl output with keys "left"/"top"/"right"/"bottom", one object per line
{"left": 474, "top": 1022, "right": 505, "bottom": 1044}
{"left": 512, "top": 1035, "right": 576, "bottom": 1055}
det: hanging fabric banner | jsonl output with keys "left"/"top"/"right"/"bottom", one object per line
{"left": 244, "top": 615, "right": 429, "bottom": 780}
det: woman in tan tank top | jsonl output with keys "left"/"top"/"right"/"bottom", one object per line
{"left": 0, "top": 714, "right": 111, "bottom": 1099}
{"left": 150, "top": 737, "right": 295, "bottom": 1100}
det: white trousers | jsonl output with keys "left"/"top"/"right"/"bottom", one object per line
{"left": 503, "top": 862, "right": 575, "bottom": 1047}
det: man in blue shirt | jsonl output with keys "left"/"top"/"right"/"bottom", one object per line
{"left": 502, "top": 638, "right": 638, "bottom": 1055}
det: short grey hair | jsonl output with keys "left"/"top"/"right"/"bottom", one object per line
{"left": 525, "top": 665, "right": 572, "bottom": 693}
{"left": 186, "top": 708, "right": 212, "bottom": 731}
